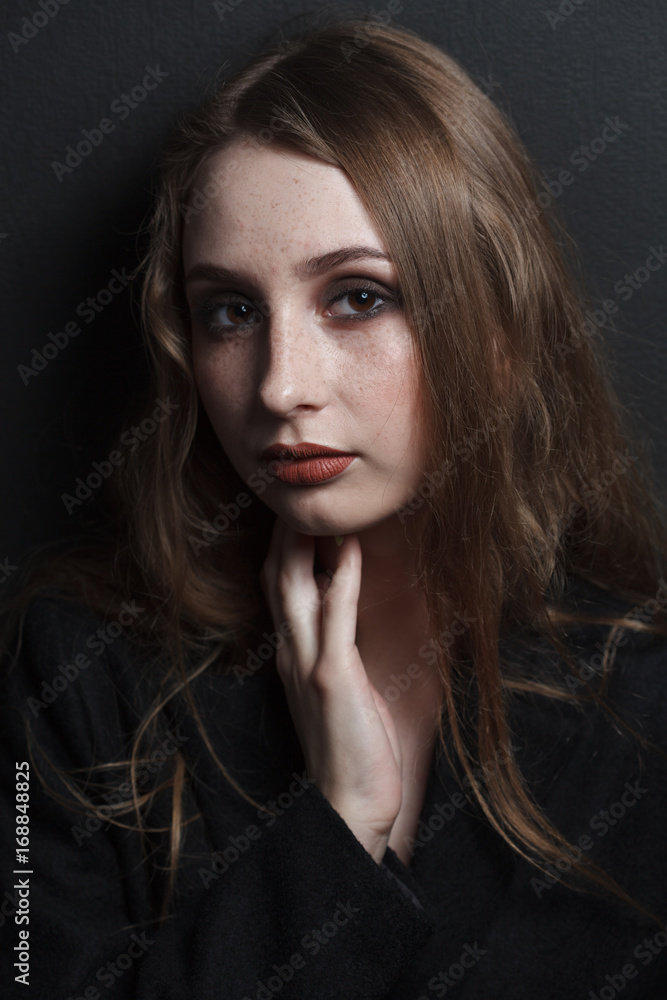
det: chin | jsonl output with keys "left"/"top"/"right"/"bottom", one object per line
{"left": 277, "top": 496, "right": 396, "bottom": 538}
{"left": 273, "top": 506, "right": 346, "bottom": 536}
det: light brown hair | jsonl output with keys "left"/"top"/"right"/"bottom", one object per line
{"left": 3, "top": 15, "right": 667, "bottom": 927}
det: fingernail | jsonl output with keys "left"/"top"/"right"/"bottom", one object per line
{"left": 334, "top": 534, "right": 344, "bottom": 547}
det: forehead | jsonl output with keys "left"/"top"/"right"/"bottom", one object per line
{"left": 182, "top": 140, "right": 386, "bottom": 271}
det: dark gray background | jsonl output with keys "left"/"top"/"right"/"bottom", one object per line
{"left": 1, "top": 0, "right": 665, "bottom": 586}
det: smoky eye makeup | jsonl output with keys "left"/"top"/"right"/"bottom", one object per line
{"left": 189, "top": 277, "right": 401, "bottom": 337}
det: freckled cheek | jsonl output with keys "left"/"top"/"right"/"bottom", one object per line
{"left": 361, "top": 350, "right": 422, "bottom": 461}
{"left": 192, "top": 349, "right": 248, "bottom": 439}
{"left": 360, "top": 342, "right": 419, "bottom": 413}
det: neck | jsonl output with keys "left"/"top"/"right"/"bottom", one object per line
{"left": 314, "top": 516, "right": 423, "bottom": 613}
{"left": 314, "top": 516, "right": 438, "bottom": 709}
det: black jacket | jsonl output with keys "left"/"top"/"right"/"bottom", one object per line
{"left": 1, "top": 580, "right": 666, "bottom": 999}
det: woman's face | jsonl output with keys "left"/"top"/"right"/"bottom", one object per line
{"left": 182, "top": 138, "right": 427, "bottom": 537}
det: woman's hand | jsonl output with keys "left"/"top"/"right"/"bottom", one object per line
{"left": 259, "top": 516, "right": 403, "bottom": 864}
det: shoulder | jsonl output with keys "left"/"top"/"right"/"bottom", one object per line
{"left": 8, "top": 591, "right": 154, "bottom": 680}
{"left": 503, "top": 577, "right": 667, "bottom": 791}
{"left": 558, "top": 575, "right": 667, "bottom": 727}
{"left": 1, "top": 592, "right": 279, "bottom": 760}
{"left": 507, "top": 575, "right": 667, "bottom": 706}
{"left": 1, "top": 593, "right": 158, "bottom": 761}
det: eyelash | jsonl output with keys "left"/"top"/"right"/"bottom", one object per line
{"left": 191, "top": 281, "right": 395, "bottom": 336}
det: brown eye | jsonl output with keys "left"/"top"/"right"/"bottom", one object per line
{"left": 193, "top": 297, "right": 263, "bottom": 336}
{"left": 227, "top": 302, "right": 256, "bottom": 325}
{"left": 346, "top": 290, "right": 378, "bottom": 313}
{"left": 328, "top": 285, "right": 390, "bottom": 320}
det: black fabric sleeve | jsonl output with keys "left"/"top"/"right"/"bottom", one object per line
{"left": 134, "top": 781, "right": 436, "bottom": 999}
{"left": 0, "top": 598, "right": 436, "bottom": 999}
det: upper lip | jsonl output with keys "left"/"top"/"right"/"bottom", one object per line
{"left": 261, "top": 441, "right": 354, "bottom": 460}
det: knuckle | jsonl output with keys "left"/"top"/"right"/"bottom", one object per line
{"left": 333, "top": 560, "right": 355, "bottom": 585}
{"left": 310, "top": 660, "right": 334, "bottom": 696}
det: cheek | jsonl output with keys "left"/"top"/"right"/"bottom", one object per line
{"left": 376, "top": 352, "right": 425, "bottom": 467}
{"left": 192, "top": 345, "right": 241, "bottom": 439}
{"left": 367, "top": 342, "right": 421, "bottom": 427}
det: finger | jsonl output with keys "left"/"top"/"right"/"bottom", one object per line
{"left": 273, "top": 524, "right": 321, "bottom": 667}
{"left": 261, "top": 519, "right": 315, "bottom": 644}
{"left": 318, "top": 533, "right": 362, "bottom": 660}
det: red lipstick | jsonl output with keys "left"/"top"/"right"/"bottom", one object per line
{"left": 261, "top": 442, "right": 356, "bottom": 486}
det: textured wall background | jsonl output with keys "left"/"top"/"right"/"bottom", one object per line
{"left": 1, "top": 0, "right": 665, "bottom": 583}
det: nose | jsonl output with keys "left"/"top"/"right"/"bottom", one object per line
{"left": 257, "top": 304, "right": 330, "bottom": 417}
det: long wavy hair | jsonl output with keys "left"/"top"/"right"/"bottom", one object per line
{"left": 3, "top": 15, "right": 667, "bottom": 928}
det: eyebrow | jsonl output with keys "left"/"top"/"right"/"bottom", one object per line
{"left": 184, "top": 245, "right": 393, "bottom": 286}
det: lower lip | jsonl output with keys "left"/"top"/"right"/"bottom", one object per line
{"left": 268, "top": 455, "right": 356, "bottom": 485}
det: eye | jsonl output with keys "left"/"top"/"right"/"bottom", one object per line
{"left": 190, "top": 280, "right": 395, "bottom": 337}
{"left": 192, "top": 297, "right": 264, "bottom": 336}
{"left": 216, "top": 301, "right": 260, "bottom": 326}
{"left": 326, "top": 284, "right": 390, "bottom": 320}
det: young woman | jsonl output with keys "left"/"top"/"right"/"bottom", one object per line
{"left": 2, "top": 17, "right": 667, "bottom": 1000}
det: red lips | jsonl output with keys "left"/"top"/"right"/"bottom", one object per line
{"left": 260, "top": 442, "right": 356, "bottom": 485}
{"left": 261, "top": 441, "right": 352, "bottom": 460}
